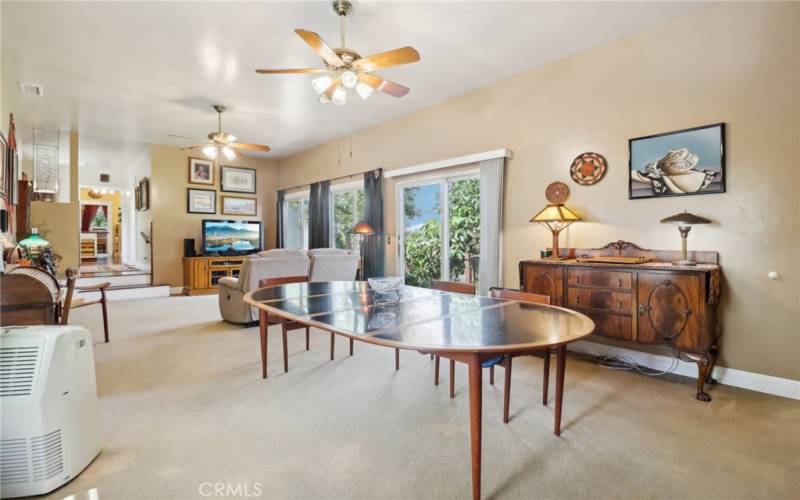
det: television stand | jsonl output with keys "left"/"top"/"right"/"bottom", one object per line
{"left": 183, "top": 255, "right": 247, "bottom": 295}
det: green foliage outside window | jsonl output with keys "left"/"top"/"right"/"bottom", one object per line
{"left": 403, "top": 178, "right": 480, "bottom": 287}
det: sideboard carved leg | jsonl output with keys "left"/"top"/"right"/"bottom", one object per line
{"left": 695, "top": 356, "right": 712, "bottom": 402}
{"left": 705, "top": 344, "right": 719, "bottom": 385}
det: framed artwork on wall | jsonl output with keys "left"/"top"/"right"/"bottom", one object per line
{"left": 189, "top": 157, "right": 214, "bottom": 185}
{"left": 187, "top": 188, "right": 216, "bottom": 214}
{"left": 0, "top": 133, "right": 7, "bottom": 197}
{"left": 221, "top": 196, "right": 257, "bottom": 216}
{"left": 138, "top": 177, "right": 150, "bottom": 211}
{"left": 629, "top": 123, "right": 725, "bottom": 199}
{"left": 220, "top": 166, "right": 256, "bottom": 194}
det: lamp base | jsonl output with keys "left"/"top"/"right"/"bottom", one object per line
{"left": 672, "top": 260, "right": 697, "bottom": 266}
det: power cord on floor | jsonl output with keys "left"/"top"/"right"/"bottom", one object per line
{"left": 595, "top": 348, "right": 679, "bottom": 376}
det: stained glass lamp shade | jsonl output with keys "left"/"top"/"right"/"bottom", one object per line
{"left": 530, "top": 204, "right": 581, "bottom": 259}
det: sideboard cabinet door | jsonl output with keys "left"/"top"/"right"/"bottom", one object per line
{"left": 522, "top": 264, "right": 564, "bottom": 306}
{"left": 636, "top": 272, "right": 705, "bottom": 351}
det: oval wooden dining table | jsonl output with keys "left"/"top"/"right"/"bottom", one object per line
{"left": 244, "top": 281, "right": 595, "bottom": 500}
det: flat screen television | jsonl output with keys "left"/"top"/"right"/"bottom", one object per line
{"left": 202, "top": 219, "right": 262, "bottom": 255}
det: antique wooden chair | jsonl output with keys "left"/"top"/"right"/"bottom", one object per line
{"left": 1, "top": 267, "right": 111, "bottom": 342}
{"left": 488, "top": 287, "right": 551, "bottom": 423}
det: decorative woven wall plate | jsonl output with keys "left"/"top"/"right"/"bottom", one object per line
{"left": 545, "top": 181, "right": 570, "bottom": 204}
{"left": 570, "top": 152, "right": 607, "bottom": 185}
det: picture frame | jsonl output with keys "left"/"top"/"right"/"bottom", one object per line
{"left": 189, "top": 157, "right": 214, "bottom": 185}
{"left": 187, "top": 188, "right": 217, "bottom": 214}
{"left": 220, "top": 166, "right": 257, "bottom": 194}
{"left": 33, "top": 143, "right": 60, "bottom": 194}
{"left": 0, "top": 133, "right": 7, "bottom": 197}
{"left": 138, "top": 177, "right": 151, "bottom": 211}
{"left": 629, "top": 123, "right": 725, "bottom": 199}
{"left": 221, "top": 195, "right": 257, "bottom": 216}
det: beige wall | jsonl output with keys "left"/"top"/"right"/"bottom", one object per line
{"left": 29, "top": 132, "right": 80, "bottom": 275}
{"left": 150, "top": 145, "right": 278, "bottom": 287}
{"left": 275, "top": 3, "right": 800, "bottom": 380}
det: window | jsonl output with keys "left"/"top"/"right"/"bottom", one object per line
{"left": 330, "top": 184, "right": 365, "bottom": 251}
{"left": 283, "top": 194, "right": 309, "bottom": 250}
{"left": 398, "top": 174, "right": 480, "bottom": 288}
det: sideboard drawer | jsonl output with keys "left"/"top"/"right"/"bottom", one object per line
{"left": 568, "top": 288, "right": 632, "bottom": 314}
{"left": 579, "top": 310, "right": 634, "bottom": 341}
{"left": 567, "top": 269, "right": 632, "bottom": 289}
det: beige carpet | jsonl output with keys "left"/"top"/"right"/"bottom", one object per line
{"left": 51, "top": 295, "right": 799, "bottom": 500}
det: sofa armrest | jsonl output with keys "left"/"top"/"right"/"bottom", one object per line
{"left": 218, "top": 276, "right": 240, "bottom": 291}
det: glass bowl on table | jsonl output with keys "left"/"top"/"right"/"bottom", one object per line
{"left": 367, "top": 277, "right": 404, "bottom": 305}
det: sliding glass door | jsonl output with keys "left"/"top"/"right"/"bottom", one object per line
{"left": 283, "top": 196, "right": 309, "bottom": 250}
{"left": 398, "top": 174, "right": 480, "bottom": 288}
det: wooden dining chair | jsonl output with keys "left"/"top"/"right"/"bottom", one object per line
{"left": 488, "top": 287, "right": 551, "bottom": 423}
{"left": 1, "top": 267, "right": 111, "bottom": 342}
{"left": 259, "top": 275, "right": 356, "bottom": 373}
{"left": 429, "top": 280, "right": 481, "bottom": 393}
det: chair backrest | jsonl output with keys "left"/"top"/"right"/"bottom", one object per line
{"left": 430, "top": 280, "right": 476, "bottom": 295}
{"left": 308, "top": 248, "right": 352, "bottom": 256}
{"left": 257, "top": 249, "right": 308, "bottom": 259}
{"left": 488, "top": 287, "right": 550, "bottom": 305}
{"left": 239, "top": 255, "right": 311, "bottom": 292}
{"left": 1, "top": 266, "right": 61, "bottom": 326}
{"left": 308, "top": 253, "right": 359, "bottom": 282}
{"left": 258, "top": 275, "right": 309, "bottom": 288}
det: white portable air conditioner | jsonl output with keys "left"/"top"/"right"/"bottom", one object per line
{"left": 0, "top": 325, "right": 100, "bottom": 498}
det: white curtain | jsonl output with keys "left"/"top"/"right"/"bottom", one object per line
{"left": 478, "top": 157, "right": 504, "bottom": 295}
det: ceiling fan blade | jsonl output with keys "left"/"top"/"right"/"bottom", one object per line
{"left": 256, "top": 68, "right": 327, "bottom": 74}
{"left": 230, "top": 142, "right": 271, "bottom": 153}
{"left": 353, "top": 46, "right": 420, "bottom": 72}
{"left": 181, "top": 145, "right": 206, "bottom": 151}
{"left": 323, "top": 80, "right": 340, "bottom": 100}
{"left": 295, "top": 29, "right": 344, "bottom": 67}
{"left": 358, "top": 73, "right": 410, "bottom": 97}
{"left": 169, "top": 134, "right": 196, "bottom": 140}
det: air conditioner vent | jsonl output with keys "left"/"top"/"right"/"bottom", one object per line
{"left": 31, "top": 430, "right": 63, "bottom": 481}
{"left": 17, "top": 82, "right": 44, "bottom": 96}
{"left": 0, "top": 438, "right": 30, "bottom": 484}
{"left": 0, "top": 346, "right": 40, "bottom": 397}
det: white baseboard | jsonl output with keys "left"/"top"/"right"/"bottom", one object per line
{"left": 76, "top": 285, "right": 170, "bottom": 302}
{"left": 170, "top": 286, "right": 185, "bottom": 296}
{"left": 569, "top": 340, "right": 800, "bottom": 401}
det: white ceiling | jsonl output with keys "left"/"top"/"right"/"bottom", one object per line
{"left": 1, "top": 1, "right": 711, "bottom": 160}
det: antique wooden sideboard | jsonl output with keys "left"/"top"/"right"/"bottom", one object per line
{"left": 519, "top": 241, "right": 722, "bottom": 401}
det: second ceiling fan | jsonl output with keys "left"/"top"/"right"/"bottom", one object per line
{"left": 256, "top": 0, "right": 420, "bottom": 105}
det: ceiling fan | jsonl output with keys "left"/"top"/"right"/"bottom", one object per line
{"left": 255, "top": 0, "right": 420, "bottom": 105}
{"left": 181, "top": 105, "right": 270, "bottom": 161}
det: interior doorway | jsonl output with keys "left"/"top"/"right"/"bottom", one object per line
{"left": 79, "top": 185, "right": 149, "bottom": 280}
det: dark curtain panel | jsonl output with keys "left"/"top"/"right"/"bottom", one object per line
{"left": 308, "top": 181, "right": 331, "bottom": 249}
{"left": 81, "top": 205, "right": 103, "bottom": 232}
{"left": 363, "top": 168, "right": 385, "bottom": 278}
{"left": 276, "top": 190, "right": 285, "bottom": 248}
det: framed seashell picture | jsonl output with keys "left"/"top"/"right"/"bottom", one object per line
{"left": 629, "top": 123, "right": 725, "bottom": 199}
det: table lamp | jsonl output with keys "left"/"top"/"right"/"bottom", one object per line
{"left": 351, "top": 221, "right": 376, "bottom": 279}
{"left": 660, "top": 211, "right": 711, "bottom": 266}
{"left": 19, "top": 228, "right": 50, "bottom": 256}
{"left": 530, "top": 204, "right": 581, "bottom": 260}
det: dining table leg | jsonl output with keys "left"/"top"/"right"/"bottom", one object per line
{"left": 395, "top": 348, "right": 400, "bottom": 370}
{"left": 330, "top": 332, "right": 335, "bottom": 360}
{"left": 542, "top": 348, "right": 551, "bottom": 406}
{"left": 467, "top": 354, "right": 483, "bottom": 500}
{"left": 281, "top": 322, "right": 289, "bottom": 373}
{"left": 554, "top": 345, "right": 567, "bottom": 436}
{"left": 450, "top": 359, "right": 456, "bottom": 398}
{"left": 434, "top": 356, "right": 440, "bottom": 385}
{"left": 349, "top": 338, "right": 354, "bottom": 356}
{"left": 259, "top": 310, "right": 268, "bottom": 379}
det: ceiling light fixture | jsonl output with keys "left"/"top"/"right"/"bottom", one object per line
{"left": 340, "top": 69, "right": 358, "bottom": 88}
{"left": 331, "top": 86, "right": 347, "bottom": 106}
{"left": 312, "top": 75, "right": 334, "bottom": 94}
{"left": 222, "top": 145, "right": 236, "bottom": 161}
{"left": 355, "top": 82, "right": 373, "bottom": 100}
{"left": 202, "top": 144, "right": 217, "bottom": 159}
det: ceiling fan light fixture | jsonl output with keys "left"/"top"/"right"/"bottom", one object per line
{"left": 355, "top": 82, "right": 373, "bottom": 100}
{"left": 222, "top": 145, "right": 236, "bottom": 161}
{"left": 332, "top": 86, "right": 347, "bottom": 105}
{"left": 340, "top": 69, "right": 358, "bottom": 88}
{"left": 202, "top": 144, "right": 217, "bottom": 159}
{"left": 312, "top": 75, "right": 334, "bottom": 94}
{"left": 318, "top": 92, "right": 332, "bottom": 104}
